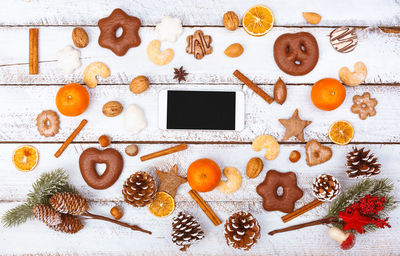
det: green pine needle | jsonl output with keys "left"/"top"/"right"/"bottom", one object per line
{"left": 2, "top": 169, "right": 78, "bottom": 227}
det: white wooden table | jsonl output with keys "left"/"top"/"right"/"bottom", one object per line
{"left": 0, "top": 1, "right": 399, "bottom": 255}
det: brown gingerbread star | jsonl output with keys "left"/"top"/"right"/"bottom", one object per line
{"left": 156, "top": 165, "right": 187, "bottom": 198}
{"left": 98, "top": 8, "right": 141, "bottom": 56}
{"left": 279, "top": 109, "right": 312, "bottom": 142}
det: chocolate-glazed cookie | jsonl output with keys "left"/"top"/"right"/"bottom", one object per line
{"left": 330, "top": 26, "right": 358, "bottom": 53}
{"left": 98, "top": 8, "right": 141, "bottom": 56}
{"left": 273, "top": 32, "right": 319, "bottom": 76}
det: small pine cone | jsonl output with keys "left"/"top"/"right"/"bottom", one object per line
{"left": 122, "top": 171, "right": 157, "bottom": 207}
{"left": 49, "top": 214, "right": 84, "bottom": 234}
{"left": 224, "top": 211, "right": 260, "bottom": 251}
{"left": 172, "top": 212, "right": 204, "bottom": 251}
{"left": 346, "top": 147, "right": 381, "bottom": 178}
{"left": 32, "top": 204, "right": 62, "bottom": 226}
{"left": 312, "top": 174, "right": 340, "bottom": 201}
{"left": 49, "top": 193, "right": 89, "bottom": 215}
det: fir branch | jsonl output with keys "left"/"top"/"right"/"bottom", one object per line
{"left": 1, "top": 203, "right": 33, "bottom": 227}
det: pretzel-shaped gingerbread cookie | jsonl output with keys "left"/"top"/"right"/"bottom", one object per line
{"left": 273, "top": 32, "right": 319, "bottom": 76}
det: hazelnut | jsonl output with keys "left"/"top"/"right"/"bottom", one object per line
{"left": 129, "top": 75, "right": 149, "bottom": 94}
{"left": 125, "top": 144, "right": 139, "bottom": 157}
{"left": 98, "top": 135, "right": 111, "bottom": 147}
{"left": 223, "top": 11, "right": 239, "bottom": 31}
{"left": 110, "top": 206, "right": 123, "bottom": 220}
{"left": 289, "top": 150, "right": 301, "bottom": 163}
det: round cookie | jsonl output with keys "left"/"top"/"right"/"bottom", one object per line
{"left": 79, "top": 147, "right": 124, "bottom": 189}
{"left": 330, "top": 26, "right": 358, "bottom": 53}
{"left": 273, "top": 32, "right": 319, "bottom": 76}
{"left": 36, "top": 110, "right": 60, "bottom": 137}
{"left": 256, "top": 169, "right": 303, "bottom": 213}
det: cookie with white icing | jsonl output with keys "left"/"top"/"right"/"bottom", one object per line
{"left": 330, "top": 26, "right": 358, "bottom": 53}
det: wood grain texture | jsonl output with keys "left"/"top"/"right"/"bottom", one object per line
{"left": 0, "top": 84, "right": 398, "bottom": 143}
{"left": 1, "top": 0, "right": 399, "bottom": 26}
{"left": 0, "top": 27, "right": 399, "bottom": 85}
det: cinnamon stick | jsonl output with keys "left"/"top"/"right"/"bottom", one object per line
{"left": 29, "top": 28, "right": 39, "bottom": 74}
{"left": 54, "top": 119, "right": 88, "bottom": 158}
{"left": 188, "top": 189, "right": 222, "bottom": 226}
{"left": 233, "top": 70, "right": 273, "bottom": 104}
{"left": 268, "top": 216, "right": 339, "bottom": 236}
{"left": 281, "top": 199, "right": 324, "bottom": 223}
{"left": 82, "top": 212, "right": 151, "bottom": 234}
{"left": 140, "top": 144, "right": 187, "bottom": 162}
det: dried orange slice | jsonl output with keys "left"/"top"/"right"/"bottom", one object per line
{"left": 242, "top": 5, "right": 274, "bottom": 36}
{"left": 148, "top": 192, "right": 175, "bottom": 218}
{"left": 13, "top": 145, "right": 39, "bottom": 172}
{"left": 329, "top": 121, "right": 354, "bottom": 145}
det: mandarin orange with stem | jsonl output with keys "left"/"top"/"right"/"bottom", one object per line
{"left": 56, "top": 83, "right": 90, "bottom": 116}
{"left": 187, "top": 158, "right": 221, "bottom": 192}
{"left": 311, "top": 78, "right": 346, "bottom": 111}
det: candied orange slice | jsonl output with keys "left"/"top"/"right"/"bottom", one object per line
{"left": 329, "top": 121, "right": 354, "bottom": 145}
{"left": 13, "top": 145, "right": 39, "bottom": 172}
{"left": 148, "top": 192, "right": 175, "bottom": 218}
{"left": 242, "top": 5, "right": 274, "bottom": 36}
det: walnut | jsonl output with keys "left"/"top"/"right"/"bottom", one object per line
{"left": 129, "top": 75, "right": 149, "bottom": 94}
{"left": 223, "top": 11, "right": 239, "bottom": 31}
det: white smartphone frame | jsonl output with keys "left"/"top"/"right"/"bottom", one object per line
{"left": 158, "top": 90, "right": 245, "bottom": 131}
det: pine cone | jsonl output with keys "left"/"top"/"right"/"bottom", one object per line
{"left": 32, "top": 204, "right": 62, "bottom": 226}
{"left": 172, "top": 212, "right": 204, "bottom": 251}
{"left": 224, "top": 211, "right": 260, "bottom": 251}
{"left": 312, "top": 174, "right": 340, "bottom": 201}
{"left": 49, "top": 214, "right": 84, "bottom": 234}
{"left": 122, "top": 171, "right": 157, "bottom": 207}
{"left": 49, "top": 193, "right": 89, "bottom": 215}
{"left": 346, "top": 147, "right": 381, "bottom": 178}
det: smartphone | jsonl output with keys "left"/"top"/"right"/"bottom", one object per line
{"left": 158, "top": 90, "right": 245, "bottom": 131}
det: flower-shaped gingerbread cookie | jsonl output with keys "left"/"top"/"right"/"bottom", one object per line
{"left": 56, "top": 45, "right": 81, "bottom": 74}
{"left": 351, "top": 92, "right": 377, "bottom": 120}
{"left": 155, "top": 16, "right": 183, "bottom": 43}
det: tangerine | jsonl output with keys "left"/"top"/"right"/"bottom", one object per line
{"left": 311, "top": 78, "right": 346, "bottom": 111}
{"left": 56, "top": 83, "right": 90, "bottom": 116}
{"left": 13, "top": 145, "right": 39, "bottom": 172}
{"left": 187, "top": 158, "right": 221, "bottom": 192}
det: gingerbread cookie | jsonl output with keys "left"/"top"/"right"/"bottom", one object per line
{"left": 79, "top": 147, "right": 124, "bottom": 189}
{"left": 98, "top": 9, "right": 141, "bottom": 56}
{"left": 186, "top": 30, "right": 212, "bottom": 59}
{"left": 256, "top": 170, "right": 303, "bottom": 213}
{"left": 273, "top": 32, "right": 319, "bottom": 76}
{"left": 351, "top": 92, "right": 377, "bottom": 120}
{"left": 36, "top": 110, "right": 60, "bottom": 137}
{"left": 305, "top": 140, "right": 332, "bottom": 167}
{"left": 330, "top": 27, "right": 357, "bottom": 53}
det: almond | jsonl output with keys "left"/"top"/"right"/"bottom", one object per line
{"left": 130, "top": 75, "right": 149, "bottom": 94}
{"left": 223, "top": 11, "right": 239, "bottom": 31}
{"left": 273, "top": 77, "right": 287, "bottom": 105}
{"left": 302, "top": 12, "right": 321, "bottom": 25}
{"left": 246, "top": 157, "right": 264, "bottom": 179}
{"left": 224, "top": 43, "right": 244, "bottom": 58}
{"left": 72, "top": 27, "right": 89, "bottom": 48}
{"left": 102, "top": 101, "right": 123, "bottom": 117}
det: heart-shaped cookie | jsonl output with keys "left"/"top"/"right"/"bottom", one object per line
{"left": 305, "top": 140, "right": 332, "bottom": 166}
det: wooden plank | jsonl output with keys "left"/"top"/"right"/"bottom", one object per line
{"left": 1, "top": 143, "right": 399, "bottom": 201}
{"left": 0, "top": 84, "right": 398, "bottom": 143}
{"left": 0, "top": 27, "right": 399, "bottom": 85}
{"left": 0, "top": 201, "right": 399, "bottom": 255}
{"left": 1, "top": 0, "right": 399, "bottom": 26}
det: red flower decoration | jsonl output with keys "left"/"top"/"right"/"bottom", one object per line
{"left": 339, "top": 209, "right": 373, "bottom": 234}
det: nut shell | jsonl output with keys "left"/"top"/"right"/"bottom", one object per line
{"left": 273, "top": 77, "right": 287, "bottom": 105}
{"left": 130, "top": 76, "right": 149, "bottom": 94}
{"left": 223, "top": 11, "right": 239, "bottom": 31}
{"left": 72, "top": 27, "right": 89, "bottom": 48}
{"left": 246, "top": 157, "right": 264, "bottom": 178}
{"left": 102, "top": 101, "right": 123, "bottom": 117}
{"left": 98, "top": 135, "right": 111, "bottom": 147}
{"left": 289, "top": 150, "right": 301, "bottom": 163}
{"left": 224, "top": 43, "right": 244, "bottom": 58}
{"left": 110, "top": 206, "right": 123, "bottom": 220}
{"left": 125, "top": 144, "right": 139, "bottom": 156}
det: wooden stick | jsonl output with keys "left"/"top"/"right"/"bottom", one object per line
{"left": 233, "top": 70, "right": 274, "bottom": 104}
{"left": 281, "top": 199, "right": 324, "bottom": 223}
{"left": 29, "top": 28, "right": 39, "bottom": 74}
{"left": 82, "top": 212, "right": 151, "bottom": 234}
{"left": 268, "top": 217, "right": 339, "bottom": 236}
{"left": 140, "top": 143, "right": 187, "bottom": 162}
{"left": 188, "top": 190, "right": 222, "bottom": 226}
{"left": 54, "top": 119, "right": 87, "bottom": 158}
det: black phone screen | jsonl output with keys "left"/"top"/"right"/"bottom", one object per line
{"left": 167, "top": 90, "right": 236, "bottom": 130}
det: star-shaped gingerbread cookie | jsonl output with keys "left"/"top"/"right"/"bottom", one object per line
{"left": 279, "top": 109, "right": 312, "bottom": 142}
{"left": 156, "top": 165, "right": 187, "bottom": 198}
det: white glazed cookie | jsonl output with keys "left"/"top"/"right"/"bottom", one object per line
{"left": 155, "top": 16, "right": 183, "bottom": 43}
{"left": 123, "top": 104, "right": 147, "bottom": 134}
{"left": 56, "top": 45, "right": 81, "bottom": 74}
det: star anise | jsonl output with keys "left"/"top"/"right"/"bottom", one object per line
{"left": 173, "top": 66, "right": 188, "bottom": 83}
